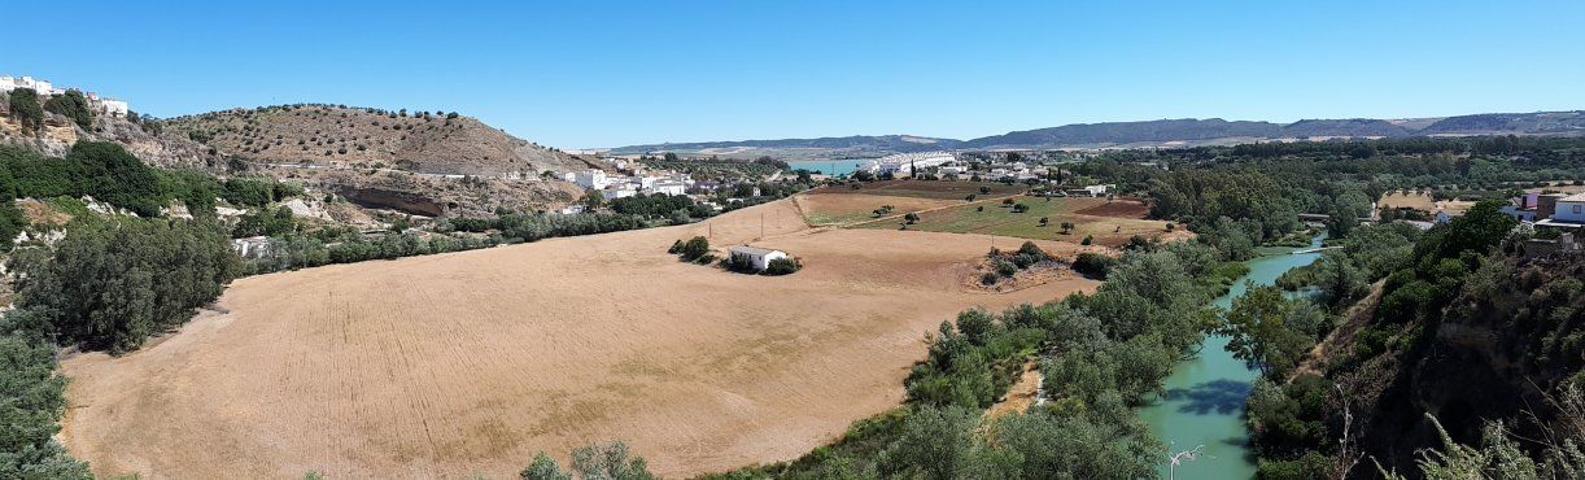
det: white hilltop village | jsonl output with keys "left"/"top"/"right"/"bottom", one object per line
{"left": 555, "top": 149, "right": 1118, "bottom": 219}
{"left": 0, "top": 74, "right": 130, "bottom": 117}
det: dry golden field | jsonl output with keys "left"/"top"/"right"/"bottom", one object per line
{"left": 1378, "top": 190, "right": 1436, "bottom": 211}
{"left": 60, "top": 199, "right": 1098, "bottom": 479}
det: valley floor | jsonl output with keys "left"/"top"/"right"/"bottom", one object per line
{"left": 59, "top": 198, "right": 1097, "bottom": 479}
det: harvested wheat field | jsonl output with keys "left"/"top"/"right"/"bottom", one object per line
{"left": 1378, "top": 190, "right": 1437, "bottom": 211}
{"left": 60, "top": 199, "right": 1098, "bottom": 480}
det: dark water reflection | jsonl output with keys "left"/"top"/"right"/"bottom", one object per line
{"left": 1161, "top": 378, "right": 1254, "bottom": 415}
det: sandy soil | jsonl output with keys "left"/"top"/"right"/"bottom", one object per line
{"left": 984, "top": 362, "right": 1042, "bottom": 421}
{"left": 60, "top": 199, "right": 1097, "bottom": 480}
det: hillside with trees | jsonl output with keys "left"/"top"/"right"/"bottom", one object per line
{"left": 163, "top": 104, "right": 597, "bottom": 176}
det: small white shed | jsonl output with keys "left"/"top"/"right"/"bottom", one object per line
{"left": 729, "top": 246, "right": 789, "bottom": 271}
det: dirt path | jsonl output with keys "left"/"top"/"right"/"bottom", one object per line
{"left": 1293, "top": 281, "right": 1385, "bottom": 380}
{"left": 60, "top": 199, "right": 1098, "bottom": 480}
{"left": 984, "top": 362, "right": 1043, "bottom": 421}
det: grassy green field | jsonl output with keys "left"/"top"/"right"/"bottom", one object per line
{"left": 857, "top": 196, "right": 1178, "bottom": 247}
{"left": 797, "top": 180, "right": 1028, "bottom": 226}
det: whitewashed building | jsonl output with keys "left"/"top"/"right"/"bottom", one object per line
{"left": 96, "top": 98, "right": 129, "bottom": 117}
{"left": 859, "top": 151, "right": 957, "bottom": 176}
{"left": 600, "top": 187, "right": 637, "bottom": 200}
{"left": 572, "top": 170, "right": 610, "bottom": 189}
{"left": 1537, "top": 193, "right": 1585, "bottom": 230}
{"left": 232, "top": 236, "right": 272, "bottom": 259}
{"left": 0, "top": 76, "right": 56, "bottom": 95}
{"left": 650, "top": 181, "right": 687, "bottom": 196}
{"left": 729, "top": 246, "right": 789, "bottom": 271}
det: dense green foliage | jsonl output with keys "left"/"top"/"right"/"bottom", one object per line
{"left": 1276, "top": 223, "right": 1422, "bottom": 309}
{"left": 520, "top": 442, "right": 655, "bottom": 480}
{"left": 637, "top": 156, "right": 785, "bottom": 181}
{"left": 14, "top": 219, "right": 240, "bottom": 352}
{"left": 0, "top": 143, "right": 187, "bottom": 217}
{"left": 42, "top": 90, "right": 94, "bottom": 129}
{"left": 764, "top": 257, "right": 800, "bottom": 275}
{"left": 669, "top": 236, "right": 712, "bottom": 263}
{"left": 980, "top": 242, "right": 1052, "bottom": 285}
{"left": 233, "top": 206, "right": 297, "bottom": 237}
{"left": 0, "top": 331, "right": 92, "bottom": 479}
{"left": 726, "top": 241, "right": 1232, "bottom": 479}
{"left": 610, "top": 193, "right": 712, "bottom": 220}
{"left": 7, "top": 88, "right": 45, "bottom": 132}
{"left": 1229, "top": 200, "right": 1527, "bottom": 478}
{"left": 220, "top": 177, "right": 302, "bottom": 207}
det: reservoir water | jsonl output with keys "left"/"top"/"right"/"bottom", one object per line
{"left": 1139, "top": 234, "right": 1327, "bottom": 479}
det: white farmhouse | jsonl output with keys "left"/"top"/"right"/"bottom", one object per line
{"left": 1537, "top": 193, "right": 1585, "bottom": 230}
{"left": 1083, "top": 184, "right": 1114, "bottom": 197}
{"left": 729, "top": 246, "right": 789, "bottom": 271}
{"left": 572, "top": 170, "right": 610, "bottom": 190}
{"left": 97, "top": 99, "right": 129, "bottom": 117}
{"left": 649, "top": 181, "right": 686, "bottom": 196}
{"left": 600, "top": 187, "right": 637, "bottom": 200}
{"left": 1556, "top": 193, "right": 1585, "bottom": 223}
{"left": 232, "top": 236, "right": 272, "bottom": 259}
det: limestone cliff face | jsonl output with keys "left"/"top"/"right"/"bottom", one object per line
{"left": 1, "top": 110, "right": 220, "bottom": 170}
{"left": 1335, "top": 255, "right": 1585, "bottom": 478}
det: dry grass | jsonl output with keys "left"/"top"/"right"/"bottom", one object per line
{"left": 1378, "top": 190, "right": 1436, "bottom": 211}
{"left": 60, "top": 199, "right": 1098, "bottom": 479}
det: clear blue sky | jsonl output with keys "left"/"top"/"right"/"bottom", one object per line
{"left": 7, "top": 0, "right": 1583, "bottom": 148}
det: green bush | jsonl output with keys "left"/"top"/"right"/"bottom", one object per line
{"left": 765, "top": 257, "right": 800, "bottom": 275}
{"left": 1072, "top": 252, "right": 1113, "bottom": 279}
{"left": 15, "top": 219, "right": 240, "bottom": 353}
{"left": 7, "top": 88, "right": 44, "bottom": 132}
{"left": 520, "top": 441, "right": 654, "bottom": 480}
{"left": 675, "top": 236, "right": 711, "bottom": 262}
{"left": 0, "top": 331, "right": 92, "bottom": 479}
{"left": 43, "top": 91, "right": 94, "bottom": 129}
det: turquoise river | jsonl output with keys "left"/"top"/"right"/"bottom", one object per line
{"left": 1138, "top": 234, "right": 1327, "bottom": 479}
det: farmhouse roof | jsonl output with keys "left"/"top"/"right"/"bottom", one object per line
{"left": 730, "top": 245, "right": 781, "bottom": 256}
{"left": 1561, "top": 193, "right": 1585, "bottom": 203}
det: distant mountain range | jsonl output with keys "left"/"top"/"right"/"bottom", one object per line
{"left": 608, "top": 110, "right": 1585, "bottom": 158}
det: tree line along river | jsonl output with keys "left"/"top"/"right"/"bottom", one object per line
{"left": 1139, "top": 234, "right": 1327, "bottom": 479}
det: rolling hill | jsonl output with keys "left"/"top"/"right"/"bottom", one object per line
{"left": 609, "top": 110, "right": 1585, "bottom": 156}
{"left": 608, "top": 134, "right": 962, "bottom": 157}
{"left": 163, "top": 105, "right": 596, "bottom": 176}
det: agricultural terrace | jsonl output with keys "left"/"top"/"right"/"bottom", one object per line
{"left": 794, "top": 180, "right": 1026, "bottom": 226}
{"left": 59, "top": 198, "right": 1099, "bottom": 479}
{"left": 856, "top": 194, "right": 1186, "bottom": 247}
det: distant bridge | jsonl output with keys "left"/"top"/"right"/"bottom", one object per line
{"left": 1292, "top": 246, "right": 1342, "bottom": 255}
